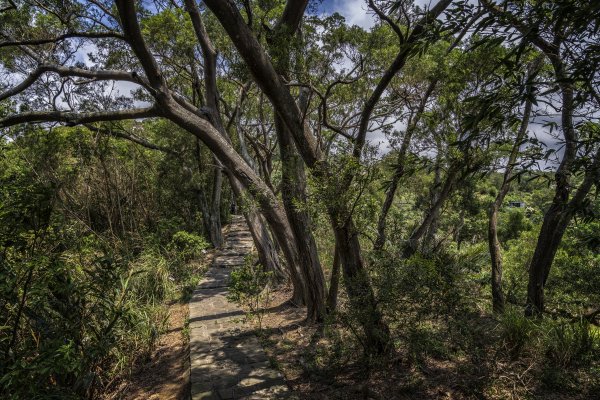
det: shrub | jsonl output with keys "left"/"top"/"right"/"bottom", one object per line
{"left": 130, "top": 251, "right": 173, "bottom": 304}
{"left": 168, "top": 231, "right": 209, "bottom": 263}
{"left": 227, "top": 256, "right": 272, "bottom": 329}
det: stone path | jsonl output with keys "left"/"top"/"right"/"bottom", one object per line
{"left": 189, "top": 215, "right": 291, "bottom": 399}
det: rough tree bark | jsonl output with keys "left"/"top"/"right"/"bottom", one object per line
{"left": 268, "top": 2, "right": 327, "bottom": 320}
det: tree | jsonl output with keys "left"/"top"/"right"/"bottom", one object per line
{"left": 480, "top": 0, "right": 600, "bottom": 316}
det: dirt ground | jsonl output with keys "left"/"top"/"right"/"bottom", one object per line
{"left": 254, "top": 287, "right": 600, "bottom": 400}
{"left": 103, "top": 300, "right": 190, "bottom": 400}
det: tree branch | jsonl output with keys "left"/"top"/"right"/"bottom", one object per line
{"left": 0, "top": 64, "right": 151, "bottom": 102}
{"left": 480, "top": 0, "right": 558, "bottom": 59}
{"left": 0, "top": 107, "right": 160, "bottom": 128}
{"left": 354, "top": 0, "right": 452, "bottom": 158}
{"left": 368, "top": 0, "right": 404, "bottom": 42}
{"left": 84, "top": 123, "right": 177, "bottom": 155}
{"left": 203, "top": 0, "right": 321, "bottom": 167}
{"left": 115, "top": 0, "right": 166, "bottom": 90}
{"left": 275, "top": 0, "right": 309, "bottom": 33}
{"left": 0, "top": 31, "right": 125, "bottom": 49}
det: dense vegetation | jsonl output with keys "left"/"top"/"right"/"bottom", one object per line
{"left": 1, "top": 0, "right": 598, "bottom": 398}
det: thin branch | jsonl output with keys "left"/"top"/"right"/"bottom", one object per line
{"left": 0, "top": 64, "right": 151, "bottom": 102}
{"left": 480, "top": 0, "right": 558, "bottom": 59}
{"left": 368, "top": 0, "right": 404, "bottom": 42}
{"left": 354, "top": 0, "right": 453, "bottom": 158}
{"left": 84, "top": 123, "right": 177, "bottom": 155}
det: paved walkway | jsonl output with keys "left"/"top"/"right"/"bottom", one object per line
{"left": 189, "top": 215, "right": 290, "bottom": 399}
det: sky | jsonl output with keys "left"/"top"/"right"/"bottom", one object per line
{"left": 317, "top": 0, "right": 439, "bottom": 29}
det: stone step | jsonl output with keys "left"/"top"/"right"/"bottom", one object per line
{"left": 219, "top": 249, "right": 250, "bottom": 257}
{"left": 213, "top": 255, "right": 246, "bottom": 267}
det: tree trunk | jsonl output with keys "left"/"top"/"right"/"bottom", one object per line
{"left": 268, "top": 11, "right": 327, "bottom": 320}
{"left": 275, "top": 115, "right": 327, "bottom": 321}
{"left": 326, "top": 244, "right": 341, "bottom": 313}
{"left": 331, "top": 214, "right": 391, "bottom": 354}
{"left": 525, "top": 79, "right": 576, "bottom": 317}
{"left": 525, "top": 148, "right": 600, "bottom": 316}
{"left": 194, "top": 139, "right": 224, "bottom": 248}
{"left": 488, "top": 69, "right": 535, "bottom": 313}
{"left": 488, "top": 202, "right": 505, "bottom": 313}
{"left": 525, "top": 205, "right": 570, "bottom": 316}
{"left": 404, "top": 166, "right": 457, "bottom": 257}
{"left": 374, "top": 81, "right": 436, "bottom": 251}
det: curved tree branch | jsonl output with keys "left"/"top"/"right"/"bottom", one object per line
{"left": 115, "top": 0, "right": 166, "bottom": 91}
{"left": 0, "top": 107, "right": 160, "bottom": 128}
{"left": 0, "top": 64, "right": 151, "bottom": 102}
{"left": 0, "top": 31, "right": 125, "bottom": 49}
{"left": 84, "top": 123, "right": 177, "bottom": 155}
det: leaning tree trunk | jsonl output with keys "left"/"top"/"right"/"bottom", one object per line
{"left": 374, "top": 81, "right": 436, "bottom": 251}
{"left": 267, "top": 15, "right": 327, "bottom": 320}
{"left": 525, "top": 149, "right": 599, "bottom": 317}
{"left": 404, "top": 165, "right": 458, "bottom": 258}
{"left": 488, "top": 74, "right": 535, "bottom": 313}
{"left": 194, "top": 140, "right": 224, "bottom": 248}
{"left": 525, "top": 80, "right": 577, "bottom": 317}
{"left": 525, "top": 205, "right": 571, "bottom": 316}
{"left": 275, "top": 115, "right": 327, "bottom": 321}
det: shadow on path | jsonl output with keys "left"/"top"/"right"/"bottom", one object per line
{"left": 189, "top": 216, "right": 294, "bottom": 399}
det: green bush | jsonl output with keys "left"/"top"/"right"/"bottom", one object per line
{"left": 227, "top": 256, "right": 272, "bottom": 329}
{"left": 168, "top": 230, "right": 209, "bottom": 263}
{"left": 130, "top": 251, "right": 173, "bottom": 304}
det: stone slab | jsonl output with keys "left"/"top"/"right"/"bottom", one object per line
{"left": 190, "top": 216, "right": 290, "bottom": 399}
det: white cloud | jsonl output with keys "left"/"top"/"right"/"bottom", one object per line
{"left": 330, "top": 0, "right": 452, "bottom": 30}
{"left": 333, "top": 0, "right": 376, "bottom": 30}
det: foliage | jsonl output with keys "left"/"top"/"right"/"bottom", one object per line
{"left": 0, "top": 127, "right": 208, "bottom": 398}
{"left": 227, "top": 256, "right": 273, "bottom": 330}
{"left": 168, "top": 230, "right": 209, "bottom": 264}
